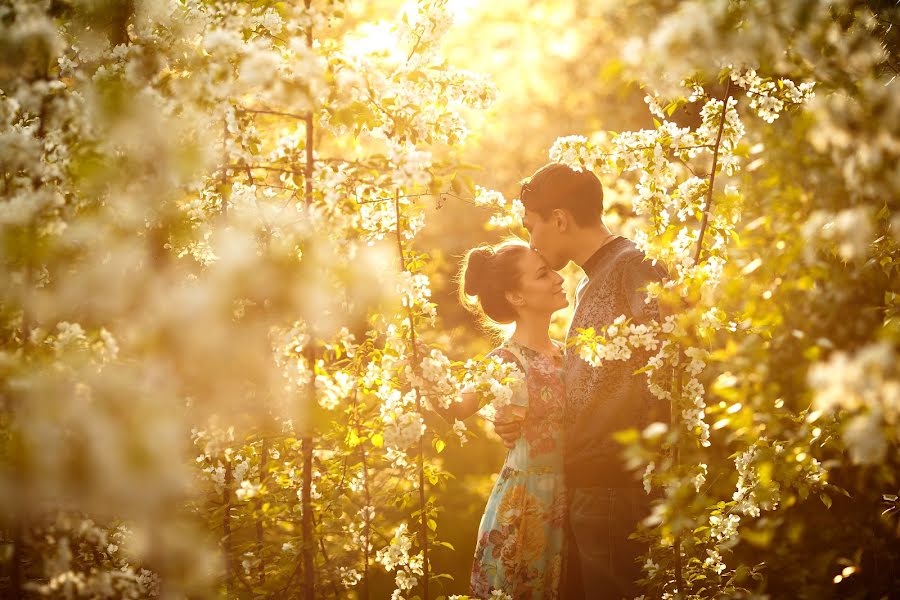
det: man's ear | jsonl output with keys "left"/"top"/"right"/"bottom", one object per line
{"left": 552, "top": 208, "right": 569, "bottom": 232}
{"left": 505, "top": 289, "right": 525, "bottom": 307}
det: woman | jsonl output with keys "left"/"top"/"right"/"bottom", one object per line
{"left": 449, "top": 239, "right": 569, "bottom": 600}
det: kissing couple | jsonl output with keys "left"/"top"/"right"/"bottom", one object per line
{"left": 443, "top": 162, "right": 669, "bottom": 599}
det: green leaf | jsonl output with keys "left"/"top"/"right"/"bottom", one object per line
{"left": 742, "top": 526, "right": 774, "bottom": 548}
{"left": 450, "top": 175, "right": 463, "bottom": 195}
{"left": 820, "top": 493, "right": 832, "bottom": 509}
{"left": 612, "top": 428, "right": 640, "bottom": 446}
{"left": 460, "top": 174, "right": 476, "bottom": 195}
{"left": 434, "top": 438, "right": 446, "bottom": 454}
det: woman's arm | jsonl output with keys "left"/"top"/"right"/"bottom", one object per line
{"left": 434, "top": 392, "right": 525, "bottom": 450}
{"left": 433, "top": 391, "right": 480, "bottom": 422}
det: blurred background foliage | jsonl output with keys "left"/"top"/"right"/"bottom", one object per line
{"left": 1, "top": 0, "right": 898, "bottom": 598}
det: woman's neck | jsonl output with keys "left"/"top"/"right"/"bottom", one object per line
{"left": 510, "top": 314, "right": 555, "bottom": 354}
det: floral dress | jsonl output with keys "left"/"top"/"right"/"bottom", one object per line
{"left": 470, "top": 340, "right": 567, "bottom": 600}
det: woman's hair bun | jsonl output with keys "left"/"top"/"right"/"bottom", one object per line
{"left": 457, "top": 239, "right": 529, "bottom": 333}
{"left": 463, "top": 247, "right": 492, "bottom": 297}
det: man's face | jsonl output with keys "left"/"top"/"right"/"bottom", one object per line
{"left": 522, "top": 207, "right": 569, "bottom": 271}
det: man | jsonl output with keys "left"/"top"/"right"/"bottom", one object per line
{"left": 495, "top": 162, "right": 668, "bottom": 598}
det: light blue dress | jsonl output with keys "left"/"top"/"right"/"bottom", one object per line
{"left": 469, "top": 341, "right": 567, "bottom": 600}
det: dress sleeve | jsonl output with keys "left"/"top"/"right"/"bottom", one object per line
{"left": 621, "top": 255, "right": 667, "bottom": 323}
{"left": 486, "top": 347, "right": 529, "bottom": 408}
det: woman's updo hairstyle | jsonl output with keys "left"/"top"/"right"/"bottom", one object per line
{"left": 458, "top": 240, "right": 531, "bottom": 330}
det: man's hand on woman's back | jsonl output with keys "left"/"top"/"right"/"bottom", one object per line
{"left": 492, "top": 415, "right": 523, "bottom": 449}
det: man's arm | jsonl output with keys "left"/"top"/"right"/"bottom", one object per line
{"left": 492, "top": 414, "right": 523, "bottom": 449}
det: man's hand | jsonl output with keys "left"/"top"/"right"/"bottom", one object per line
{"left": 492, "top": 405, "right": 525, "bottom": 448}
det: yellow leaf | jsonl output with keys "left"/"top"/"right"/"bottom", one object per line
{"left": 346, "top": 429, "right": 361, "bottom": 448}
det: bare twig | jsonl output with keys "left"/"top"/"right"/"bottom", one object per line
{"left": 238, "top": 107, "right": 312, "bottom": 120}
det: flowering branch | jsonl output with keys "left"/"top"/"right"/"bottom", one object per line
{"left": 693, "top": 79, "right": 733, "bottom": 265}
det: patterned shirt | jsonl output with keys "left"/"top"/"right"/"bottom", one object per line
{"left": 563, "top": 236, "right": 669, "bottom": 488}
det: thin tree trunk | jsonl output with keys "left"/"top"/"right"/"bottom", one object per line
{"left": 301, "top": 3, "right": 316, "bottom": 595}
{"left": 360, "top": 445, "right": 372, "bottom": 600}
{"left": 672, "top": 360, "right": 685, "bottom": 594}
{"left": 672, "top": 79, "right": 733, "bottom": 593}
{"left": 311, "top": 511, "right": 340, "bottom": 599}
{"left": 301, "top": 432, "right": 315, "bottom": 600}
{"left": 10, "top": 95, "right": 49, "bottom": 593}
{"left": 393, "top": 190, "right": 429, "bottom": 600}
{"left": 223, "top": 460, "right": 234, "bottom": 596}
{"left": 9, "top": 513, "right": 23, "bottom": 600}
{"left": 221, "top": 116, "right": 229, "bottom": 217}
{"left": 257, "top": 437, "right": 268, "bottom": 586}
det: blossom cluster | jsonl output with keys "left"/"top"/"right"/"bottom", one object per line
{"left": 375, "top": 523, "right": 425, "bottom": 600}
{"left": 459, "top": 354, "right": 527, "bottom": 421}
{"left": 30, "top": 322, "right": 121, "bottom": 367}
{"left": 572, "top": 315, "right": 714, "bottom": 446}
{"left": 573, "top": 315, "right": 662, "bottom": 366}
{"left": 472, "top": 185, "right": 525, "bottom": 230}
{"left": 808, "top": 342, "right": 899, "bottom": 464}
{"left": 409, "top": 347, "right": 463, "bottom": 410}
{"left": 802, "top": 206, "right": 875, "bottom": 263}
{"left": 396, "top": 270, "right": 437, "bottom": 322}
{"left": 729, "top": 68, "right": 816, "bottom": 123}
{"left": 270, "top": 321, "right": 314, "bottom": 392}
{"left": 22, "top": 515, "right": 160, "bottom": 598}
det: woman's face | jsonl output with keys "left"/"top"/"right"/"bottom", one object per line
{"left": 512, "top": 249, "right": 568, "bottom": 315}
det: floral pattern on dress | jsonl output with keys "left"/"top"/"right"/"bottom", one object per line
{"left": 469, "top": 341, "right": 567, "bottom": 600}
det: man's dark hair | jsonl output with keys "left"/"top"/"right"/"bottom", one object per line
{"left": 519, "top": 162, "right": 604, "bottom": 226}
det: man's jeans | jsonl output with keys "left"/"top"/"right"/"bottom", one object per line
{"left": 567, "top": 486, "right": 649, "bottom": 599}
